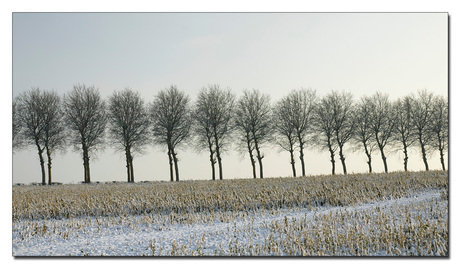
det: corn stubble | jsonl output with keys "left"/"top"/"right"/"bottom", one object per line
{"left": 13, "top": 170, "right": 448, "bottom": 256}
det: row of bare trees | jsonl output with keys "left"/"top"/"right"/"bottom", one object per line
{"left": 13, "top": 84, "right": 448, "bottom": 184}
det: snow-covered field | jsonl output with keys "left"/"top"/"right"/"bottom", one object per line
{"left": 13, "top": 189, "right": 447, "bottom": 256}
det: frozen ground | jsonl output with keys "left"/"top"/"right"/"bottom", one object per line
{"left": 12, "top": 189, "right": 446, "bottom": 256}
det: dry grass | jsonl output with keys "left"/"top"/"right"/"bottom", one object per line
{"left": 13, "top": 170, "right": 447, "bottom": 221}
{"left": 261, "top": 197, "right": 447, "bottom": 256}
{"left": 12, "top": 170, "right": 448, "bottom": 256}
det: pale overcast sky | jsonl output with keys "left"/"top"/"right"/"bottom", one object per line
{"left": 12, "top": 12, "right": 448, "bottom": 184}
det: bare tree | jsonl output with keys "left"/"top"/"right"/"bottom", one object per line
{"left": 368, "top": 92, "right": 394, "bottom": 173}
{"left": 108, "top": 88, "right": 150, "bottom": 183}
{"left": 41, "top": 90, "right": 67, "bottom": 184}
{"left": 150, "top": 85, "right": 192, "bottom": 182}
{"left": 329, "top": 91, "right": 355, "bottom": 174}
{"left": 15, "top": 88, "right": 47, "bottom": 185}
{"left": 234, "top": 115, "right": 257, "bottom": 179}
{"left": 15, "top": 89, "right": 66, "bottom": 185}
{"left": 234, "top": 89, "right": 272, "bottom": 179}
{"left": 352, "top": 97, "right": 377, "bottom": 173}
{"left": 64, "top": 84, "right": 107, "bottom": 183}
{"left": 410, "top": 89, "right": 435, "bottom": 171}
{"left": 429, "top": 95, "right": 448, "bottom": 171}
{"left": 392, "top": 96, "right": 416, "bottom": 171}
{"left": 193, "top": 85, "right": 235, "bottom": 180}
{"left": 192, "top": 103, "right": 217, "bottom": 180}
{"left": 313, "top": 95, "right": 338, "bottom": 175}
{"left": 286, "top": 88, "right": 317, "bottom": 176}
{"left": 272, "top": 96, "right": 298, "bottom": 177}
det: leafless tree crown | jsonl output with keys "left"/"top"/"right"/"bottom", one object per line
{"left": 392, "top": 96, "right": 416, "bottom": 171}
{"left": 16, "top": 88, "right": 47, "bottom": 184}
{"left": 352, "top": 96, "right": 377, "bottom": 173}
{"left": 15, "top": 88, "right": 67, "bottom": 184}
{"left": 150, "top": 85, "right": 192, "bottom": 181}
{"left": 272, "top": 95, "right": 299, "bottom": 177}
{"left": 367, "top": 92, "right": 395, "bottom": 173}
{"left": 328, "top": 90, "right": 355, "bottom": 174}
{"left": 313, "top": 93, "right": 339, "bottom": 175}
{"left": 64, "top": 84, "right": 107, "bottom": 183}
{"left": 429, "top": 95, "right": 448, "bottom": 171}
{"left": 108, "top": 88, "right": 150, "bottom": 182}
{"left": 234, "top": 89, "right": 272, "bottom": 179}
{"left": 409, "top": 89, "right": 435, "bottom": 171}
{"left": 286, "top": 88, "right": 317, "bottom": 177}
{"left": 193, "top": 85, "right": 235, "bottom": 180}
{"left": 13, "top": 85, "right": 448, "bottom": 183}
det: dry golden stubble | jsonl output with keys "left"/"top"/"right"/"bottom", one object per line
{"left": 13, "top": 171, "right": 447, "bottom": 223}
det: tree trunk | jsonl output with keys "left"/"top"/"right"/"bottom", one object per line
{"left": 289, "top": 148, "right": 296, "bottom": 177}
{"left": 259, "top": 159, "right": 264, "bottom": 179}
{"left": 214, "top": 135, "right": 223, "bottom": 181}
{"left": 86, "top": 159, "right": 91, "bottom": 183}
{"left": 82, "top": 146, "right": 91, "bottom": 183}
{"left": 402, "top": 141, "right": 409, "bottom": 172}
{"left": 127, "top": 149, "right": 134, "bottom": 183}
{"left": 34, "top": 138, "right": 46, "bottom": 185}
{"left": 363, "top": 143, "right": 372, "bottom": 173}
{"left": 329, "top": 152, "right": 335, "bottom": 175}
{"left": 437, "top": 134, "right": 446, "bottom": 171}
{"left": 419, "top": 137, "right": 429, "bottom": 171}
{"left": 439, "top": 148, "right": 445, "bottom": 171}
{"left": 246, "top": 138, "right": 256, "bottom": 179}
{"left": 253, "top": 137, "right": 264, "bottom": 179}
{"left": 210, "top": 157, "right": 216, "bottom": 181}
{"left": 376, "top": 133, "right": 388, "bottom": 173}
{"left": 298, "top": 137, "right": 306, "bottom": 177}
{"left": 81, "top": 141, "right": 91, "bottom": 183}
{"left": 39, "top": 150, "right": 46, "bottom": 185}
{"left": 207, "top": 138, "right": 216, "bottom": 181}
{"left": 84, "top": 157, "right": 91, "bottom": 183}
{"left": 46, "top": 146, "right": 52, "bottom": 185}
{"left": 327, "top": 136, "right": 335, "bottom": 175}
{"left": 336, "top": 131, "right": 347, "bottom": 174}
{"left": 82, "top": 157, "right": 87, "bottom": 183}
{"left": 338, "top": 144, "right": 347, "bottom": 174}
{"left": 86, "top": 156, "right": 91, "bottom": 183}
{"left": 209, "top": 151, "right": 216, "bottom": 181}
{"left": 130, "top": 155, "right": 134, "bottom": 183}
{"left": 250, "top": 155, "right": 256, "bottom": 179}
{"left": 167, "top": 147, "right": 174, "bottom": 182}
{"left": 379, "top": 146, "right": 388, "bottom": 173}
{"left": 125, "top": 148, "right": 131, "bottom": 182}
{"left": 172, "top": 149, "right": 180, "bottom": 182}
{"left": 216, "top": 152, "right": 223, "bottom": 181}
